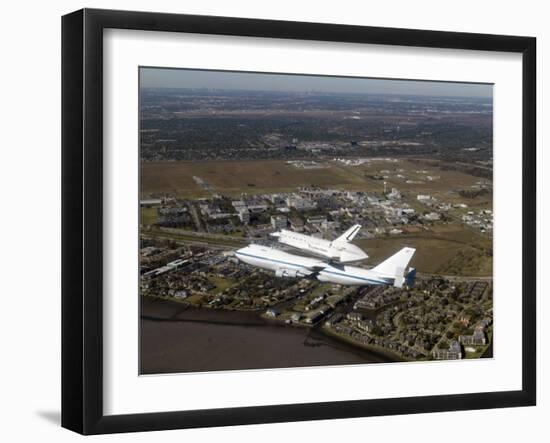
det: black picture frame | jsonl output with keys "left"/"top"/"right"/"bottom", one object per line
{"left": 62, "top": 8, "right": 536, "bottom": 435}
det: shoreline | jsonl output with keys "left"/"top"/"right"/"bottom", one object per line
{"left": 320, "top": 325, "right": 407, "bottom": 363}
{"left": 141, "top": 295, "right": 406, "bottom": 362}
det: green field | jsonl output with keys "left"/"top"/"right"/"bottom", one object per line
{"left": 356, "top": 226, "right": 492, "bottom": 277}
{"left": 140, "top": 207, "right": 158, "bottom": 225}
{"left": 141, "top": 158, "right": 491, "bottom": 205}
{"left": 208, "top": 275, "right": 237, "bottom": 294}
{"left": 141, "top": 160, "right": 368, "bottom": 198}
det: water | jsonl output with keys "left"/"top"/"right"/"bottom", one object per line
{"left": 140, "top": 297, "right": 395, "bottom": 374}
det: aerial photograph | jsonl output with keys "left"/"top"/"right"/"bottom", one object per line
{"left": 139, "top": 68, "right": 494, "bottom": 374}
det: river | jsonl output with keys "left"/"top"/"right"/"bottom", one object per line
{"left": 140, "top": 297, "right": 397, "bottom": 374}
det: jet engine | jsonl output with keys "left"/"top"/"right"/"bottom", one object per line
{"left": 275, "top": 268, "right": 304, "bottom": 278}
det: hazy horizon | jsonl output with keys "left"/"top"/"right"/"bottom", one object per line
{"left": 140, "top": 67, "right": 493, "bottom": 99}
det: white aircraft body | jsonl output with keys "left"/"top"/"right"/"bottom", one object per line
{"left": 235, "top": 244, "right": 416, "bottom": 288}
{"left": 271, "top": 224, "right": 368, "bottom": 263}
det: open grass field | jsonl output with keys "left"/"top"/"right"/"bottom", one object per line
{"left": 356, "top": 225, "right": 492, "bottom": 277}
{"left": 208, "top": 275, "right": 237, "bottom": 294}
{"left": 140, "top": 207, "right": 159, "bottom": 225}
{"left": 141, "top": 158, "right": 492, "bottom": 208}
{"left": 343, "top": 158, "right": 492, "bottom": 208}
{"left": 141, "top": 160, "right": 368, "bottom": 198}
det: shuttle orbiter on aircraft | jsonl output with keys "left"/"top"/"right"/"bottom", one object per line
{"left": 235, "top": 244, "right": 416, "bottom": 288}
{"left": 270, "top": 224, "right": 368, "bottom": 263}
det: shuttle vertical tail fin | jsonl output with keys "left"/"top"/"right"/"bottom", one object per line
{"left": 333, "top": 224, "right": 361, "bottom": 245}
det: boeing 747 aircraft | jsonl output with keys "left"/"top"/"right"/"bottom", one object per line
{"left": 235, "top": 244, "right": 416, "bottom": 288}
{"left": 270, "top": 224, "right": 368, "bottom": 263}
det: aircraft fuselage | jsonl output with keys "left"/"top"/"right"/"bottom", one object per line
{"left": 235, "top": 245, "right": 391, "bottom": 286}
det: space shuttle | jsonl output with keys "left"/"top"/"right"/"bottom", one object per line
{"left": 271, "top": 224, "right": 368, "bottom": 263}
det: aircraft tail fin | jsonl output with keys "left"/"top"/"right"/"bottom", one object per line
{"left": 333, "top": 224, "right": 361, "bottom": 245}
{"left": 405, "top": 267, "right": 417, "bottom": 287}
{"left": 372, "top": 247, "right": 416, "bottom": 287}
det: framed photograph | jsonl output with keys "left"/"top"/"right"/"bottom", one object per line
{"left": 61, "top": 8, "right": 536, "bottom": 434}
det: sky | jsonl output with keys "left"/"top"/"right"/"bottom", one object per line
{"left": 140, "top": 67, "right": 493, "bottom": 98}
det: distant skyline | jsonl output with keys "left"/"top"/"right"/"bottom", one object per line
{"left": 140, "top": 67, "right": 493, "bottom": 98}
